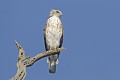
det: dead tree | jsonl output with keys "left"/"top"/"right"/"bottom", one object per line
{"left": 11, "top": 41, "right": 64, "bottom": 80}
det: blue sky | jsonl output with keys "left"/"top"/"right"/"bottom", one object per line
{"left": 0, "top": 0, "right": 120, "bottom": 80}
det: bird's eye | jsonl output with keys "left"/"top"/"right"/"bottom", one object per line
{"left": 56, "top": 11, "right": 59, "bottom": 13}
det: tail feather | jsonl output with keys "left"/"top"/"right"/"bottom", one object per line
{"left": 47, "top": 53, "right": 59, "bottom": 73}
{"left": 49, "top": 60, "right": 56, "bottom": 73}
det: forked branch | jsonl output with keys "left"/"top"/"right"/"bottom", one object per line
{"left": 11, "top": 41, "right": 64, "bottom": 80}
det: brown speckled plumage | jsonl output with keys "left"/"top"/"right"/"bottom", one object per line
{"left": 44, "top": 9, "right": 63, "bottom": 73}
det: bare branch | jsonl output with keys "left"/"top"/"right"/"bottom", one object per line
{"left": 28, "top": 47, "right": 64, "bottom": 67}
{"left": 11, "top": 41, "right": 64, "bottom": 80}
{"left": 11, "top": 61, "right": 26, "bottom": 80}
{"left": 15, "top": 41, "right": 25, "bottom": 61}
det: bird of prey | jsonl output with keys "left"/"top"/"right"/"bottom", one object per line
{"left": 44, "top": 9, "right": 63, "bottom": 73}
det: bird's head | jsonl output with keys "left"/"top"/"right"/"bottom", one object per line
{"left": 49, "top": 9, "right": 62, "bottom": 17}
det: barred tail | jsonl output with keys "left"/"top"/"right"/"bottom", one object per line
{"left": 49, "top": 60, "right": 56, "bottom": 73}
{"left": 47, "top": 58, "right": 59, "bottom": 73}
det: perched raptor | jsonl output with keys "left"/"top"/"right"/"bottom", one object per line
{"left": 44, "top": 9, "right": 63, "bottom": 73}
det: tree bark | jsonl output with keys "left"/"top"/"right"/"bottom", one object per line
{"left": 11, "top": 41, "right": 64, "bottom": 80}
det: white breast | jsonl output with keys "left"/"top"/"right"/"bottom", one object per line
{"left": 45, "top": 16, "right": 63, "bottom": 49}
